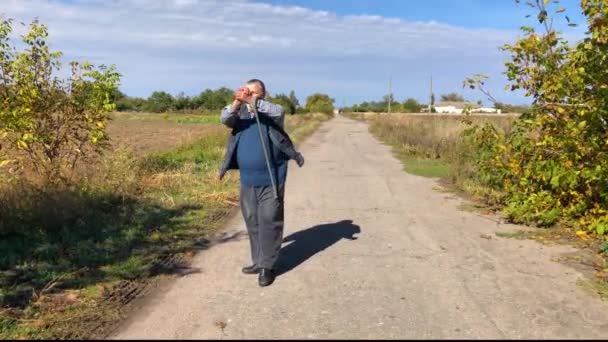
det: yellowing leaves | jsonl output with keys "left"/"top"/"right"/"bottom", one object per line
{"left": 481, "top": 0, "right": 608, "bottom": 234}
{"left": 0, "top": 159, "right": 13, "bottom": 168}
{"left": 576, "top": 230, "right": 590, "bottom": 240}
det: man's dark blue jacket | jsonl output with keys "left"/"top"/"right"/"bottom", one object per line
{"left": 219, "top": 99, "right": 303, "bottom": 181}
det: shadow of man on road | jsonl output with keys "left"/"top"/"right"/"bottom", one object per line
{"left": 276, "top": 220, "right": 361, "bottom": 276}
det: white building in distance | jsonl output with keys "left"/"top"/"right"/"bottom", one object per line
{"left": 434, "top": 101, "right": 501, "bottom": 114}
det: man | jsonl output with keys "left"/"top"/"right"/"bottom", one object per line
{"left": 219, "top": 79, "right": 304, "bottom": 287}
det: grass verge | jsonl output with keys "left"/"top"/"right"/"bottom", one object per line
{"left": 578, "top": 278, "right": 608, "bottom": 300}
{"left": 395, "top": 154, "right": 450, "bottom": 178}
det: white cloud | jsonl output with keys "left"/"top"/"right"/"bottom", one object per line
{"left": 2, "top": 0, "right": 526, "bottom": 105}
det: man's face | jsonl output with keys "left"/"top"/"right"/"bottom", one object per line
{"left": 246, "top": 83, "right": 264, "bottom": 98}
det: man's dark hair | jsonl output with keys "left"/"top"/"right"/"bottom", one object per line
{"left": 247, "top": 79, "right": 266, "bottom": 98}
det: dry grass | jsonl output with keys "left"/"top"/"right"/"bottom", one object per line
{"left": 361, "top": 113, "right": 515, "bottom": 179}
{"left": 346, "top": 112, "right": 515, "bottom": 155}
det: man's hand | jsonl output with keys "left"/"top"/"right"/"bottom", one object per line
{"left": 230, "top": 87, "right": 248, "bottom": 113}
{"left": 234, "top": 86, "right": 252, "bottom": 104}
{"left": 230, "top": 99, "right": 242, "bottom": 112}
{"left": 235, "top": 86, "right": 259, "bottom": 106}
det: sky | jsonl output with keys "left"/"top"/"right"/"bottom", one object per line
{"left": 2, "top": 0, "right": 587, "bottom": 106}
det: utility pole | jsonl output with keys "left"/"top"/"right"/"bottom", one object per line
{"left": 429, "top": 76, "right": 433, "bottom": 113}
{"left": 389, "top": 77, "right": 393, "bottom": 113}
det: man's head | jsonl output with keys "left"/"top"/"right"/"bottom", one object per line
{"left": 245, "top": 79, "right": 266, "bottom": 99}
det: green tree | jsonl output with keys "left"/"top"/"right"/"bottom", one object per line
{"left": 305, "top": 93, "right": 335, "bottom": 114}
{"left": 144, "top": 91, "right": 174, "bottom": 113}
{"left": 174, "top": 92, "right": 192, "bottom": 111}
{"left": 0, "top": 18, "right": 120, "bottom": 182}
{"left": 270, "top": 93, "right": 296, "bottom": 115}
{"left": 402, "top": 98, "right": 423, "bottom": 113}
{"left": 195, "top": 87, "right": 234, "bottom": 111}
{"left": 212, "top": 87, "right": 235, "bottom": 109}
{"left": 440, "top": 92, "right": 465, "bottom": 102}
{"left": 111, "top": 90, "right": 147, "bottom": 112}
{"left": 110, "top": 89, "right": 127, "bottom": 104}
{"left": 288, "top": 90, "right": 300, "bottom": 109}
{"left": 116, "top": 96, "right": 146, "bottom": 112}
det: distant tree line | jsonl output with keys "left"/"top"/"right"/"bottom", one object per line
{"left": 112, "top": 88, "right": 336, "bottom": 115}
{"left": 343, "top": 92, "right": 530, "bottom": 114}
{"left": 344, "top": 95, "right": 424, "bottom": 113}
{"left": 440, "top": 92, "right": 465, "bottom": 102}
{"left": 112, "top": 87, "right": 237, "bottom": 113}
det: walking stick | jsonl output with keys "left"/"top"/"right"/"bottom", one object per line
{"left": 250, "top": 96, "right": 279, "bottom": 200}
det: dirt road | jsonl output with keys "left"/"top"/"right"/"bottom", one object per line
{"left": 112, "top": 115, "right": 608, "bottom": 339}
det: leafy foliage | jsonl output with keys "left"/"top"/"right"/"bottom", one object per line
{"left": 440, "top": 92, "right": 465, "bottom": 102}
{"left": 114, "top": 87, "right": 235, "bottom": 113}
{"left": 288, "top": 90, "right": 300, "bottom": 108}
{"left": 305, "top": 93, "right": 335, "bottom": 114}
{"left": 194, "top": 87, "right": 234, "bottom": 111}
{"left": 0, "top": 18, "right": 120, "bottom": 182}
{"left": 464, "top": 0, "right": 608, "bottom": 233}
{"left": 144, "top": 91, "right": 174, "bottom": 113}
{"left": 402, "top": 98, "right": 424, "bottom": 113}
{"left": 268, "top": 91, "right": 300, "bottom": 115}
{"left": 345, "top": 96, "right": 424, "bottom": 113}
{"left": 114, "top": 87, "right": 304, "bottom": 115}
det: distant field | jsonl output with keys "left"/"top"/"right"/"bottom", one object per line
{"left": 106, "top": 112, "right": 222, "bottom": 156}
{"left": 110, "top": 112, "right": 221, "bottom": 124}
{"left": 106, "top": 111, "right": 330, "bottom": 156}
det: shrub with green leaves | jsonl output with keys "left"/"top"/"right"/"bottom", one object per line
{"left": 465, "top": 0, "right": 608, "bottom": 233}
{"left": 0, "top": 18, "right": 120, "bottom": 183}
{"left": 305, "top": 93, "right": 335, "bottom": 114}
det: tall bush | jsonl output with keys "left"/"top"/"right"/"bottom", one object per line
{"left": 0, "top": 18, "right": 120, "bottom": 183}
{"left": 305, "top": 93, "right": 335, "bottom": 114}
{"left": 465, "top": 0, "right": 608, "bottom": 233}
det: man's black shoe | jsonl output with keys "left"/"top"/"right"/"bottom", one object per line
{"left": 242, "top": 265, "right": 260, "bottom": 275}
{"left": 258, "top": 268, "right": 276, "bottom": 287}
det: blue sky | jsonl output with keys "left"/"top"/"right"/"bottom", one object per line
{"left": 3, "top": 0, "right": 587, "bottom": 106}
{"left": 260, "top": 0, "right": 529, "bottom": 29}
{"left": 261, "top": 0, "right": 585, "bottom": 31}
